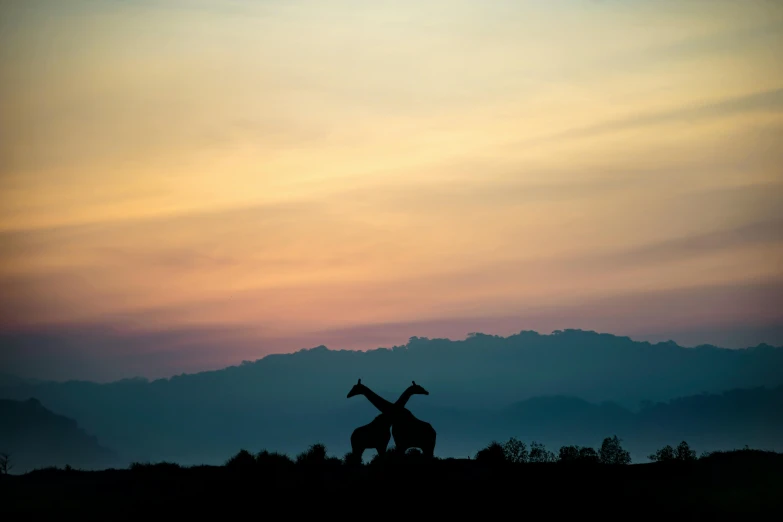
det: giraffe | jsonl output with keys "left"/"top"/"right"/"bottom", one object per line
{"left": 346, "top": 379, "right": 437, "bottom": 458}
{"left": 389, "top": 382, "right": 437, "bottom": 458}
{"left": 347, "top": 412, "right": 393, "bottom": 464}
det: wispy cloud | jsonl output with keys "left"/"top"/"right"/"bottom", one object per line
{"left": 516, "top": 87, "right": 783, "bottom": 146}
{"left": 2, "top": 276, "right": 781, "bottom": 381}
{"left": 1, "top": 0, "right": 782, "bottom": 379}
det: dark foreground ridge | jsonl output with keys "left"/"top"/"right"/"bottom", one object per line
{"left": 3, "top": 447, "right": 782, "bottom": 517}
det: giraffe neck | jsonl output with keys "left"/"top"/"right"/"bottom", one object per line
{"left": 361, "top": 387, "right": 394, "bottom": 413}
{"left": 394, "top": 386, "right": 416, "bottom": 408}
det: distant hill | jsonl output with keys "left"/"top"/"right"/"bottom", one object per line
{"left": 0, "top": 373, "right": 41, "bottom": 388}
{"left": 498, "top": 385, "right": 783, "bottom": 456}
{"left": 0, "top": 398, "right": 121, "bottom": 474}
{"left": 0, "top": 329, "right": 781, "bottom": 466}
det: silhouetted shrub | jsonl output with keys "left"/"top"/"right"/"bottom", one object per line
{"left": 324, "top": 456, "right": 344, "bottom": 470}
{"left": 256, "top": 449, "right": 295, "bottom": 473}
{"left": 698, "top": 447, "right": 782, "bottom": 464}
{"left": 474, "top": 441, "right": 507, "bottom": 464}
{"left": 386, "top": 445, "right": 405, "bottom": 456}
{"left": 367, "top": 450, "right": 387, "bottom": 467}
{"left": 376, "top": 447, "right": 439, "bottom": 474}
{"left": 225, "top": 449, "right": 256, "bottom": 472}
{"left": 130, "top": 461, "right": 181, "bottom": 472}
{"left": 599, "top": 435, "right": 631, "bottom": 465}
{"left": 503, "top": 437, "right": 528, "bottom": 463}
{"left": 29, "top": 466, "right": 63, "bottom": 475}
{"left": 296, "top": 443, "right": 332, "bottom": 469}
{"left": 401, "top": 448, "right": 428, "bottom": 466}
{"left": 342, "top": 450, "right": 363, "bottom": 467}
{"left": 368, "top": 445, "right": 410, "bottom": 467}
{"left": 529, "top": 441, "right": 556, "bottom": 463}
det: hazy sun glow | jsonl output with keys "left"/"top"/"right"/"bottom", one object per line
{"left": 1, "top": 0, "right": 782, "bottom": 380}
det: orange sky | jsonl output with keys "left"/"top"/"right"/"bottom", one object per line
{"left": 1, "top": 0, "right": 782, "bottom": 381}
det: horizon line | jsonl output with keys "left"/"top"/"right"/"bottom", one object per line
{"left": 4, "top": 327, "right": 781, "bottom": 386}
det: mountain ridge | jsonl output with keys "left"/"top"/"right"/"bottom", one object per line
{"left": 0, "top": 397, "right": 121, "bottom": 474}
{"left": 1, "top": 329, "right": 781, "bottom": 467}
{"left": 5, "top": 329, "right": 780, "bottom": 386}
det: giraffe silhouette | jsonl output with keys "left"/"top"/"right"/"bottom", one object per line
{"left": 347, "top": 379, "right": 437, "bottom": 458}
{"left": 347, "top": 412, "right": 393, "bottom": 464}
{"left": 346, "top": 380, "right": 429, "bottom": 462}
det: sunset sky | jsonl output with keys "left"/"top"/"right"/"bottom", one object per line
{"left": 1, "top": 0, "right": 782, "bottom": 382}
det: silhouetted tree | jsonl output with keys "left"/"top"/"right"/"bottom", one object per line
{"left": 675, "top": 441, "right": 697, "bottom": 462}
{"left": 503, "top": 437, "right": 528, "bottom": 463}
{"left": 559, "top": 445, "right": 580, "bottom": 462}
{"left": 599, "top": 435, "right": 631, "bottom": 465}
{"left": 475, "top": 441, "right": 507, "bottom": 464}
{"left": 529, "top": 441, "right": 556, "bottom": 463}
{"left": 578, "top": 447, "right": 600, "bottom": 463}
{"left": 649, "top": 441, "right": 697, "bottom": 463}
{"left": 648, "top": 444, "right": 676, "bottom": 462}
{"left": 0, "top": 452, "right": 12, "bottom": 475}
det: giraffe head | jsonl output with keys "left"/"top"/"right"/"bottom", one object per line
{"left": 409, "top": 380, "right": 429, "bottom": 396}
{"left": 347, "top": 378, "right": 366, "bottom": 398}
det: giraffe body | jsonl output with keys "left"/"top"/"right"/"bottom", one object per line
{"left": 391, "top": 412, "right": 436, "bottom": 458}
{"left": 350, "top": 413, "right": 392, "bottom": 461}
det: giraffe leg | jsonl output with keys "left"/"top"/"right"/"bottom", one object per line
{"left": 348, "top": 447, "right": 363, "bottom": 466}
{"left": 424, "top": 439, "right": 435, "bottom": 458}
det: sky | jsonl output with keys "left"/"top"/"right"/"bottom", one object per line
{"left": 1, "top": 0, "right": 782, "bottom": 382}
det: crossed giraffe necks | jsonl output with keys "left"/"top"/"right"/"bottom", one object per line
{"left": 357, "top": 387, "right": 396, "bottom": 413}
{"left": 359, "top": 385, "right": 416, "bottom": 419}
{"left": 361, "top": 385, "right": 414, "bottom": 423}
